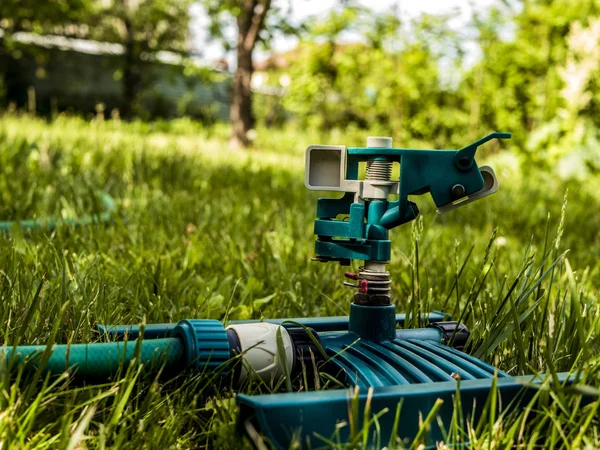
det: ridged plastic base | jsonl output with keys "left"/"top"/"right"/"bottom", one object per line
{"left": 237, "top": 373, "right": 579, "bottom": 450}
{"left": 323, "top": 331, "right": 506, "bottom": 388}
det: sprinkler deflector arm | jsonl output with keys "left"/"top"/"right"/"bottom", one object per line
{"left": 0, "top": 191, "right": 117, "bottom": 233}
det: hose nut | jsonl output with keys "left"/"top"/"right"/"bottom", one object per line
{"left": 173, "top": 319, "right": 230, "bottom": 371}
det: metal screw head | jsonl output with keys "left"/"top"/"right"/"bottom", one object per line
{"left": 459, "top": 156, "right": 470, "bottom": 167}
{"left": 452, "top": 184, "right": 466, "bottom": 198}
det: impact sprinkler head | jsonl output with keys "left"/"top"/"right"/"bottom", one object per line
{"left": 304, "top": 132, "right": 511, "bottom": 265}
{"left": 304, "top": 132, "right": 510, "bottom": 330}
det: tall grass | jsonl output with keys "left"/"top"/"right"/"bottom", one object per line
{"left": 0, "top": 113, "right": 598, "bottom": 448}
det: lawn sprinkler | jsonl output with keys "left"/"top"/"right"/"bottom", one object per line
{"left": 3, "top": 133, "right": 591, "bottom": 448}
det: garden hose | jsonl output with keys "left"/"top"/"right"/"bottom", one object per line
{"left": 2, "top": 320, "right": 231, "bottom": 380}
{"left": 0, "top": 191, "right": 116, "bottom": 233}
{"left": 1, "top": 318, "right": 456, "bottom": 382}
{"left": 4, "top": 338, "right": 184, "bottom": 378}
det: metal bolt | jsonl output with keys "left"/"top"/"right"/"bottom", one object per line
{"left": 452, "top": 184, "right": 465, "bottom": 198}
{"left": 459, "top": 157, "right": 470, "bottom": 167}
{"left": 367, "top": 136, "right": 393, "bottom": 148}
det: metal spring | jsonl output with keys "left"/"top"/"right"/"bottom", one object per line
{"left": 366, "top": 160, "right": 393, "bottom": 181}
{"left": 358, "top": 268, "right": 392, "bottom": 295}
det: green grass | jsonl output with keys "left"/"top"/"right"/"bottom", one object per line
{"left": 0, "top": 113, "right": 598, "bottom": 448}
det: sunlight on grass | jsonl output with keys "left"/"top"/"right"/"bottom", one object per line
{"left": 0, "top": 114, "right": 598, "bottom": 448}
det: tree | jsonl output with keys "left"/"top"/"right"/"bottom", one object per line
{"left": 201, "top": 0, "right": 295, "bottom": 147}
{"left": 90, "top": 0, "right": 193, "bottom": 119}
{"left": 283, "top": 7, "right": 468, "bottom": 147}
{"left": 282, "top": 7, "right": 365, "bottom": 129}
{"left": 0, "top": 0, "right": 92, "bottom": 105}
{"left": 526, "top": 18, "right": 600, "bottom": 173}
{"left": 461, "top": 0, "right": 600, "bottom": 152}
{"left": 0, "top": 0, "right": 91, "bottom": 35}
{"left": 0, "top": 0, "right": 192, "bottom": 119}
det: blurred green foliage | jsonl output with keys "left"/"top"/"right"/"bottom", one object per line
{"left": 282, "top": 7, "right": 466, "bottom": 147}
{"left": 267, "top": 0, "right": 600, "bottom": 173}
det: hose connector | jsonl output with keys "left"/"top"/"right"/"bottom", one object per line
{"left": 173, "top": 319, "right": 231, "bottom": 371}
{"left": 226, "top": 323, "right": 294, "bottom": 384}
{"left": 426, "top": 321, "right": 470, "bottom": 351}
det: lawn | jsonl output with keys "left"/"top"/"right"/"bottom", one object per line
{"left": 0, "top": 114, "right": 599, "bottom": 448}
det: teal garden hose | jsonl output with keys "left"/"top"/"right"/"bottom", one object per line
{"left": 6, "top": 338, "right": 184, "bottom": 378}
{"left": 0, "top": 191, "right": 116, "bottom": 233}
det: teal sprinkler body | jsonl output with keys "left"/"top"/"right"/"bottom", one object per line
{"left": 3, "top": 133, "right": 590, "bottom": 448}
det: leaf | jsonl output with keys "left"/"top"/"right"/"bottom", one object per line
{"left": 275, "top": 326, "right": 292, "bottom": 392}
{"left": 252, "top": 292, "right": 277, "bottom": 308}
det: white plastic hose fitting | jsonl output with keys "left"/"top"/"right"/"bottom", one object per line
{"left": 226, "top": 323, "right": 294, "bottom": 384}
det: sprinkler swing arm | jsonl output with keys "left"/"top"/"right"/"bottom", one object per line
{"left": 3, "top": 132, "right": 593, "bottom": 449}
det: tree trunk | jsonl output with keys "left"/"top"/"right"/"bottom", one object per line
{"left": 122, "top": 16, "right": 139, "bottom": 120}
{"left": 0, "top": 36, "right": 6, "bottom": 105}
{"left": 231, "top": 46, "right": 254, "bottom": 147}
{"left": 230, "top": 0, "right": 271, "bottom": 148}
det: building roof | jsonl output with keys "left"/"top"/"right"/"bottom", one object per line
{"left": 0, "top": 29, "right": 222, "bottom": 70}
